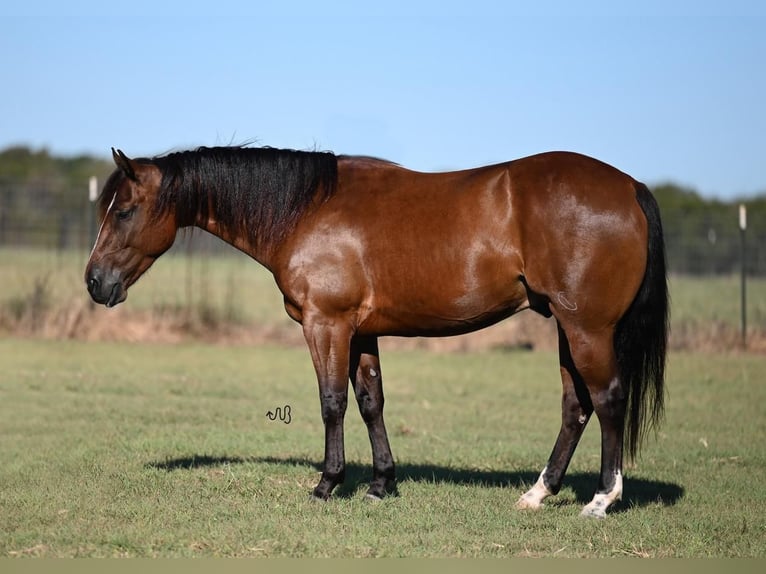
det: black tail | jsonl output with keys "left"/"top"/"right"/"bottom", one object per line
{"left": 616, "top": 182, "right": 670, "bottom": 460}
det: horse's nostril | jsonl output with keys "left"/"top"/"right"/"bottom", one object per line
{"left": 87, "top": 276, "right": 100, "bottom": 293}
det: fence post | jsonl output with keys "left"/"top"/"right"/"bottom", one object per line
{"left": 88, "top": 176, "right": 98, "bottom": 248}
{"left": 739, "top": 204, "right": 747, "bottom": 349}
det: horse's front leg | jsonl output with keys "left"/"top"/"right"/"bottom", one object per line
{"left": 302, "top": 316, "right": 353, "bottom": 500}
{"left": 349, "top": 336, "right": 396, "bottom": 499}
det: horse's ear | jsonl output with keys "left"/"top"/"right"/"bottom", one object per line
{"left": 112, "top": 148, "right": 138, "bottom": 181}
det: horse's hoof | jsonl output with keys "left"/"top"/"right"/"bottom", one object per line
{"left": 516, "top": 499, "right": 543, "bottom": 510}
{"left": 580, "top": 505, "right": 607, "bottom": 519}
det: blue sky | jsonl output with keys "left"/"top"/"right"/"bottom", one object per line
{"left": 2, "top": 0, "right": 764, "bottom": 198}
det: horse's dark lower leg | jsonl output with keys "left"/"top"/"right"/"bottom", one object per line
{"left": 312, "top": 385, "right": 348, "bottom": 500}
{"left": 569, "top": 327, "right": 625, "bottom": 518}
{"left": 517, "top": 324, "right": 593, "bottom": 509}
{"left": 581, "top": 377, "right": 626, "bottom": 518}
{"left": 349, "top": 336, "right": 396, "bottom": 499}
{"left": 303, "top": 319, "right": 351, "bottom": 500}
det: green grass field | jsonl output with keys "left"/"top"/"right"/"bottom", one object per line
{"left": 1, "top": 338, "right": 764, "bottom": 557}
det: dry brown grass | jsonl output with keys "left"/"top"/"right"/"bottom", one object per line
{"left": 5, "top": 296, "right": 765, "bottom": 354}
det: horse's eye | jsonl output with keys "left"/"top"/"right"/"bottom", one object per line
{"left": 115, "top": 207, "right": 135, "bottom": 221}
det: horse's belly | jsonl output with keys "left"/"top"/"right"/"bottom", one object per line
{"left": 359, "top": 280, "right": 529, "bottom": 338}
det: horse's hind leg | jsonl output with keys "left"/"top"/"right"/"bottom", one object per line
{"left": 517, "top": 323, "right": 594, "bottom": 509}
{"left": 578, "top": 330, "right": 626, "bottom": 518}
{"left": 561, "top": 324, "right": 626, "bottom": 517}
{"left": 349, "top": 336, "right": 396, "bottom": 499}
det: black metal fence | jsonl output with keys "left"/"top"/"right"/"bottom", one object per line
{"left": 1, "top": 182, "right": 764, "bottom": 276}
{"left": 662, "top": 203, "right": 765, "bottom": 276}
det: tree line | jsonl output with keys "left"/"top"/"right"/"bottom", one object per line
{"left": 1, "top": 146, "right": 764, "bottom": 274}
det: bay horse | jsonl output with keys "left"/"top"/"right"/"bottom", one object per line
{"left": 85, "top": 145, "right": 668, "bottom": 518}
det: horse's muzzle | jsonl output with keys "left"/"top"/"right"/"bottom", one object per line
{"left": 86, "top": 268, "right": 127, "bottom": 307}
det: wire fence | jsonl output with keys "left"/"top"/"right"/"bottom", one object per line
{"left": 1, "top": 204, "right": 763, "bottom": 278}
{"left": 2, "top": 186, "right": 765, "bottom": 352}
{"left": 662, "top": 203, "right": 765, "bottom": 276}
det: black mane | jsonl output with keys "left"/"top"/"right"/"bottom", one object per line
{"left": 146, "top": 146, "right": 338, "bottom": 246}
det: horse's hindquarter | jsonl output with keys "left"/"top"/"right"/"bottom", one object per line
{"left": 274, "top": 158, "right": 530, "bottom": 337}
{"left": 509, "top": 152, "right": 649, "bottom": 329}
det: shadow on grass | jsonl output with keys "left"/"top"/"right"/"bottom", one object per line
{"left": 147, "top": 455, "right": 684, "bottom": 512}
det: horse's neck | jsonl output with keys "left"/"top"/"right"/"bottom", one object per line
{"left": 193, "top": 212, "right": 275, "bottom": 272}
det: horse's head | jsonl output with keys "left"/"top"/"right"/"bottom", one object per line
{"left": 85, "top": 149, "right": 177, "bottom": 307}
